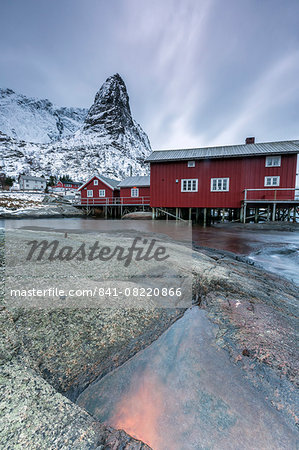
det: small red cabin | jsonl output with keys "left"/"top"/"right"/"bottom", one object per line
{"left": 53, "top": 180, "right": 82, "bottom": 191}
{"left": 119, "top": 176, "right": 150, "bottom": 205}
{"left": 78, "top": 174, "right": 120, "bottom": 205}
{"left": 146, "top": 140, "right": 299, "bottom": 209}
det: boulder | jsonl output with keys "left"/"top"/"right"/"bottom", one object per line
{"left": 122, "top": 211, "right": 152, "bottom": 220}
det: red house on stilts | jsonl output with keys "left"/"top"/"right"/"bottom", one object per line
{"left": 145, "top": 138, "right": 299, "bottom": 222}
{"left": 78, "top": 174, "right": 120, "bottom": 205}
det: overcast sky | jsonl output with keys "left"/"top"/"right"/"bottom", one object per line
{"left": 1, "top": 0, "right": 298, "bottom": 149}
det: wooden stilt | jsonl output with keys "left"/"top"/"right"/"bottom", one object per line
{"left": 272, "top": 203, "right": 276, "bottom": 221}
{"left": 255, "top": 208, "right": 258, "bottom": 223}
{"left": 189, "top": 208, "right": 192, "bottom": 222}
{"left": 203, "top": 207, "right": 207, "bottom": 227}
{"left": 152, "top": 207, "right": 155, "bottom": 220}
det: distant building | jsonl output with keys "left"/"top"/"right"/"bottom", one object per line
{"left": 77, "top": 174, "right": 150, "bottom": 206}
{"left": 19, "top": 175, "right": 46, "bottom": 191}
{"left": 53, "top": 180, "right": 82, "bottom": 192}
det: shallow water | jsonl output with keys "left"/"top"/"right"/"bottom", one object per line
{"left": 2, "top": 218, "right": 299, "bottom": 284}
{"left": 192, "top": 224, "right": 299, "bottom": 285}
{"left": 2, "top": 217, "right": 191, "bottom": 243}
{"left": 77, "top": 308, "right": 297, "bottom": 449}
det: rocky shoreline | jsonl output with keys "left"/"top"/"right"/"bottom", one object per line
{"left": 1, "top": 226, "right": 298, "bottom": 448}
{"left": 0, "top": 204, "right": 84, "bottom": 219}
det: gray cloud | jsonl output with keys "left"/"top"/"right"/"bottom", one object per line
{"left": 0, "top": 0, "right": 298, "bottom": 149}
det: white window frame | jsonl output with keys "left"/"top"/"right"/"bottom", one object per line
{"left": 264, "top": 176, "right": 280, "bottom": 187}
{"left": 181, "top": 179, "right": 198, "bottom": 192}
{"left": 94, "top": 179, "right": 98, "bottom": 185}
{"left": 210, "top": 178, "right": 229, "bottom": 192}
{"left": 99, "top": 189, "right": 105, "bottom": 197}
{"left": 87, "top": 190, "right": 93, "bottom": 197}
{"left": 187, "top": 161, "right": 195, "bottom": 168}
{"left": 265, "top": 156, "right": 281, "bottom": 167}
{"left": 131, "top": 188, "right": 139, "bottom": 197}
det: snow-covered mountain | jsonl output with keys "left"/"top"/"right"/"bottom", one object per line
{"left": 0, "top": 88, "right": 87, "bottom": 143}
{"left": 0, "top": 74, "right": 151, "bottom": 181}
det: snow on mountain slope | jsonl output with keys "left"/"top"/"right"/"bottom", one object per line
{"left": 0, "top": 88, "right": 87, "bottom": 143}
{"left": 0, "top": 75, "right": 151, "bottom": 181}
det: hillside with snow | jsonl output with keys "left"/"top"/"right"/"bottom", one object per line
{"left": 0, "top": 88, "right": 87, "bottom": 143}
{"left": 0, "top": 74, "right": 151, "bottom": 181}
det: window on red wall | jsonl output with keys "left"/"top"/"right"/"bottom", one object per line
{"left": 87, "top": 190, "right": 93, "bottom": 197}
{"left": 181, "top": 179, "right": 198, "bottom": 192}
{"left": 131, "top": 188, "right": 139, "bottom": 197}
{"left": 264, "top": 176, "right": 280, "bottom": 186}
{"left": 211, "top": 178, "right": 229, "bottom": 192}
{"left": 265, "top": 156, "right": 281, "bottom": 167}
{"left": 99, "top": 189, "right": 105, "bottom": 197}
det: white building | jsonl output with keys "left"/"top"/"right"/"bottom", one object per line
{"left": 19, "top": 175, "right": 47, "bottom": 191}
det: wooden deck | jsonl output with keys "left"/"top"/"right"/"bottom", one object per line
{"left": 75, "top": 196, "right": 150, "bottom": 207}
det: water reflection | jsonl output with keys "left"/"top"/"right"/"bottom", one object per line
{"left": 77, "top": 308, "right": 297, "bottom": 450}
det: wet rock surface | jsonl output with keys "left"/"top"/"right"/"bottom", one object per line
{"left": 78, "top": 308, "right": 297, "bottom": 450}
{"left": 1, "top": 225, "right": 298, "bottom": 448}
{"left": 12, "top": 308, "right": 184, "bottom": 402}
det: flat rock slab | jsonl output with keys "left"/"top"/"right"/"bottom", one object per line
{"left": 77, "top": 308, "right": 297, "bottom": 449}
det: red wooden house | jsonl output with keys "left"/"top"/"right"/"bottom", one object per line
{"left": 78, "top": 174, "right": 120, "bottom": 205}
{"left": 118, "top": 176, "right": 150, "bottom": 205}
{"left": 53, "top": 180, "right": 82, "bottom": 192}
{"left": 146, "top": 139, "right": 299, "bottom": 210}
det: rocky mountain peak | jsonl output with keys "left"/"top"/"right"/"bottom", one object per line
{"left": 0, "top": 74, "right": 151, "bottom": 180}
{"left": 83, "top": 73, "right": 134, "bottom": 134}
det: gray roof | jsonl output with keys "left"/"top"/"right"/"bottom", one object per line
{"left": 118, "top": 176, "right": 150, "bottom": 187}
{"left": 145, "top": 140, "right": 299, "bottom": 162}
{"left": 19, "top": 175, "right": 46, "bottom": 182}
{"left": 65, "top": 181, "right": 82, "bottom": 186}
{"left": 98, "top": 174, "right": 120, "bottom": 188}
